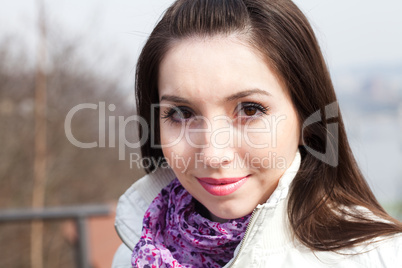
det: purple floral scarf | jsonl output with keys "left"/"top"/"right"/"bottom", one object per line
{"left": 132, "top": 178, "right": 251, "bottom": 268}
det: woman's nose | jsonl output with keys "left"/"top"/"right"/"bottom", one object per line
{"left": 189, "top": 115, "right": 236, "bottom": 168}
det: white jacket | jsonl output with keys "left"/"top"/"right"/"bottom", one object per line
{"left": 113, "top": 152, "right": 402, "bottom": 267}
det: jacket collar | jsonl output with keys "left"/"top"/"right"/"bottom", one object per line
{"left": 264, "top": 150, "right": 301, "bottom": 206}
{"left": 115, "top": 167, "right": 176, "bottom": 250}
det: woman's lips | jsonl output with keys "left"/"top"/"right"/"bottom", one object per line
{"left": 196, "top": 175, "right": 250, "bottom": 196}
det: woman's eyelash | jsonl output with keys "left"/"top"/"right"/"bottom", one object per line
{"left": 161, "top": 102, "right": 270, "bottom": 125}
{"left": 161, "top": 106, "right": 192, "bottom": 124}
{"left": 238, "top": 102, "right": 270, "bottom": 116}
{"left": 160, "top": 107, "right": 175, "bottom": 120}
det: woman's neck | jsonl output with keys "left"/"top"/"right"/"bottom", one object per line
{"left": 194, "top": 198, "right": 228, "bottom": 223}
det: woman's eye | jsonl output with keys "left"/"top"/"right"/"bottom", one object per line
{"left": 243, "top": 106, "right": 258, "bottom": 116}
{"left": 161, "top": 106, "right": 193, "bottom": 124}
{"left": 238, "top": 102, "right": 269, "bottom": 118}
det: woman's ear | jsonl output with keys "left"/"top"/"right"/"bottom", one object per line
{"left": 299, "top": 134, "right": 304, "bottom": 146}
{"left": 298, "top": 126, "right": 304, "bottom": 146}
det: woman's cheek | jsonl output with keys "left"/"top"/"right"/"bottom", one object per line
{"left": 241, "top": 120, "right": 274, "bottom": 150}
{"left": 161, "top": 132, "right": 193, "bottom": 173}
{"left": 160, "top": 122, "right": 186, "bottom": 144}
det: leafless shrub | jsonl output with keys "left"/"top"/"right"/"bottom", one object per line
{"left": 0, "top": 26, "right": 144, "bottom": 267}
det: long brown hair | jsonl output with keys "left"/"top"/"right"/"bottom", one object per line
{"left": 135, "top": 0, "right": 402, "bottom": 251}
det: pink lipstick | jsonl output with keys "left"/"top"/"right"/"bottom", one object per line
{"left": 196, "top": 175, "right": 250, "bottom": 196}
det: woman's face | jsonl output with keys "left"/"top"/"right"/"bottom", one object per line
{"left": 158, "top": 36, "right": 300, "bottom": 221}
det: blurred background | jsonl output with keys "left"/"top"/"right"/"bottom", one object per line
{"left": 0, "top": 0, "right": 401, "bottom": 267}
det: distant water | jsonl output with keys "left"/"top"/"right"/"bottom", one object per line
{"left": 343, "top": 112, "right": 402, "bottom": 206}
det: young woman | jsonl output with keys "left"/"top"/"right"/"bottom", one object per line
{"left": 113, "top": 0, "right": 402, "bottom": 267}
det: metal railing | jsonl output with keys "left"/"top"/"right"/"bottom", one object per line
{"left": 0, "top": 204, "right": 111, "bottom": 268}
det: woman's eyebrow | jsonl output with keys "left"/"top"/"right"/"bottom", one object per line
{"left": 225, "top": 88, "right": 272, "bottom": 102}
{"left": 160, "top": 88, "right": 271, "bottom": 104}
{"left": 160, "top": 95, "right": 191, "bottom": 104}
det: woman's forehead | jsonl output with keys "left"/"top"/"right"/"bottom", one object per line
{"left": 157, "top": 36, "right": 290, "bottom": 104}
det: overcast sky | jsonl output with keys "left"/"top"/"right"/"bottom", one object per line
{"left": 1, "top": 0, "right": 402, "bottom": 73}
